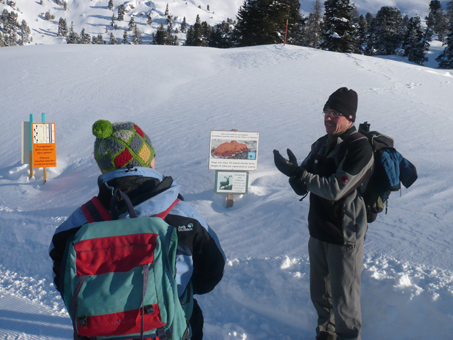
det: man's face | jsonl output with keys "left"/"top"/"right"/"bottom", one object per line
{"left": 324, "top": 109, "right": 353, "bottom": 135}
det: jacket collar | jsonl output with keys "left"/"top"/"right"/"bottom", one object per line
{"left": 96, "top": 167, "right": 181, "bottom": 218}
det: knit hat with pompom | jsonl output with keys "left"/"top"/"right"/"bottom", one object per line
{"left": 92, "top": 120, "right": 155, "bottom": 173}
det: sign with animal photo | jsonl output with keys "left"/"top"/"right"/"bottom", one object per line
{"left": 209, "top": 130, "right": 259, "bottom": 171}
{"left": 215, "top": 171, "right": 249, "bottom": 194}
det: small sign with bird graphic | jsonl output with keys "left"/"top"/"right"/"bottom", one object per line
{"left": 215, "top": 171, "right": 249, "bottom": 194}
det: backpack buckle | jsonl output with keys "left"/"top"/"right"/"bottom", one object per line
{"left": 144, "top": 305, "right": 154, "bottom": 314}
{"left": 78, "top": 317, "right": 88, "bottom": 327}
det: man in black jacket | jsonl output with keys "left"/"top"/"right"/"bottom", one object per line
{"left": 274, "top": 88, "right": 373, "bottom": 340}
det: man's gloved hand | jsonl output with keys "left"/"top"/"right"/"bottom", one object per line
{"left": 273, "top": 149, "right": 299, "bottom": 177}
{"left": 289, "top": 167, "right": 308, "bottom": 196}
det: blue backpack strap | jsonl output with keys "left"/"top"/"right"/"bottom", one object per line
{"left": 110, "top": 189, "right": 137, "bottom": 220}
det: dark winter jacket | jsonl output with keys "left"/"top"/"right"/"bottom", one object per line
{"left": 299, "top": 126, "right": 374, "bottom": 245}
{"left": 49, "top": 167, "right": 225, "bottom": 299}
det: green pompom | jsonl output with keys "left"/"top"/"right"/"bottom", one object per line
{"left": 92, "top": 120, "right": 113, "bottom": 139}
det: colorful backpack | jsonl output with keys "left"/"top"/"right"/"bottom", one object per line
{"left": 61, "top": 190, "right": 189, "bottom": 340}
{"left": 342, "top": 122, "right": 418, "bottom": 223}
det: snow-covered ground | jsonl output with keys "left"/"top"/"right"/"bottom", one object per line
{"left": 1, "top": 42, "right": 453, "bottom": 339}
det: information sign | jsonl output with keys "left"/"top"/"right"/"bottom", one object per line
{"left": 209, "top": 130, "right": 259, "bottom": 171}
{"left": 32, "top": 123, "right": 57, "bottom": 168}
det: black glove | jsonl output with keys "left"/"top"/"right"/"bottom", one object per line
{"left": 273, "top": 149, "right": 298, "bottom": 177}
{"left": 289, "top": 167, "right": 308, "bottom": 196}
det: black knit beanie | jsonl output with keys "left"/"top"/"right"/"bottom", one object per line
{"left": 323, "top": 87, "right": 358, "bottom": 121}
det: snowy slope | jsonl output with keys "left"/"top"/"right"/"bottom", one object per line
{"left": 1, "top": 43, "right": 453, "bottom": 339}
{"left": 0, "top": 0, "right": 441, "bottom": 46}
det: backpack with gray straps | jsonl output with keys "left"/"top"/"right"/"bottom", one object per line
{"left": 343, "top": 122, "right": 418, "bottom": 223}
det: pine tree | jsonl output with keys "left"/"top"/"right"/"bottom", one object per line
{"left": 435, "top": 3, "right": 450, "bottom": 42}
{"left": 232, "top": 0, "right": 304, "bottom": 47}
{"left": 128, "top": 16, "right": 135, "bottom": 31}
{"left": 132, "top": 25, "right": 142, "bottom": 44}
{"left": 93, "top": 34, "right": 104, "bottom": 44}
{"left": 436, "top": 3, "right": 453, "bottom": 68}
{"left": 320, "top": 0, "right": 358, "bottom": 53}
{"left": 111, "top": 14, "right": 115, "bottom": 27}
{"left": 355, "top": 15, "right": 368, "bottom": 53}
{"left": 58, "top": 17, "right": 68, "bottom": 37}
{"left": 109, "top": 33, "right": 119, "bottom": 44}
{"left": 365, "top": 6, "right": 403, "bottom": 56}
{"left": 165, "top": 4, "right": 169, "bottom": 16}
{"left": 147, "top": 11, "right": 153, "bottom": 26}
{"left": 304, "top": 0, "right": 323, "bottom": 48}
{"left": 118, "top": 4, "right": 125, "bottom": 21}
{"left": 436, "top": 29, "right": 453, "bottom": 68}
{"left": 108, "top": 0, "right": 114, "bottom": 11}
{"left": 209, "top": 19, "right": 235, "bottom": 48}
{"left": 1, "top": 9, "right": 8, "bottom": 22}
{"left": 184, "top": 15, "right": 207, "bottom": 46}
{"left": 2, "top": 10, "right": 19, "bottom": 47}
{"left": 166, "top": 16, "right": 174, "bottom": 35}
{"left": 80, "top": 28, "right": 91, "bottom": 44}
{"left": 200, "top": 21, "right": 212, "bottom": 46}
{"left": 184, "top": 25, "right": 195, "bottom": 46}
{"left": 181, "top": 17, "right": 187, "bottom": 33}
{"left": 66, "top": 22, "right": 80, "bottom": 44}
{"left": 7, "top": 30, "right": 17, "bottom": 47}
{"left": 403, "top": 16, "right": 429, "bottom": 65}
{"left": 448, "top": 0, "right": 453, "bottom": 22}
{"left": 426, "top": 0, "right": 442, "bottom": 33}
{"left": 152, "top": 23, "right": 166, "bottom": 44}
{"left": 123, "top": 29, "right": 129, "bottom": 44}
{"left": 185, "top": 15, "right": 201, "bottom": 46}
{"left": 19, "top": 20, "right": 31, "bottom": 45}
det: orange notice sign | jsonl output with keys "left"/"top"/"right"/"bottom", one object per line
{"left": 32, "top": 123, "right": 57, "bottom": 168}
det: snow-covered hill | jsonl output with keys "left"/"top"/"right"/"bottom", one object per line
{"left": 0, "top": 0, "right": 443, "bottom": 46}
{"left": 1, "top": 42, "right": 453, "bottom": 339}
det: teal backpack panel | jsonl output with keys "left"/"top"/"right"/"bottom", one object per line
{"left": 62, "top": 216, "right": 189, "bottom": 340}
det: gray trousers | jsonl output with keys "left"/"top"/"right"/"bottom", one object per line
{"left": 308, "top": 236, "right": 363, "bottom": 340}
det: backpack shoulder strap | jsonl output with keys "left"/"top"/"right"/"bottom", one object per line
{"left": 156, "top": 198, "right": 181, "bottom": 219}
{"left": 337, "top": 131, "right": 367, "bottom": 161}
{"left": 81, "top": 195, "right": 181, "bottom": 222}
{"left": 342, "top": 131, "right": 366, "bottom": 148}
{"left": 81, "top": 197, "right": 112, "bottom": 222}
